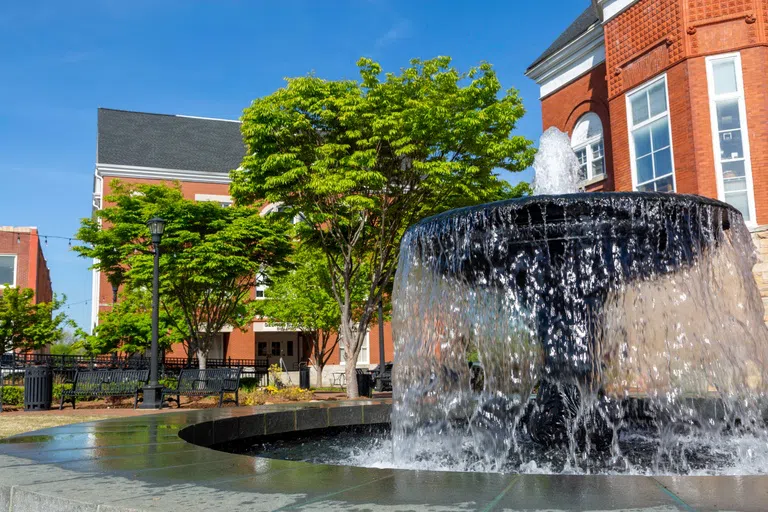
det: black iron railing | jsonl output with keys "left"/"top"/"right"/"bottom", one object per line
{"left": 0, "top": 353, "right": 270, "bottom": 386}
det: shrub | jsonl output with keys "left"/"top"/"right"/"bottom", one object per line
{"left": 239, "top": 377, "right": 263, "bottom": 392}
{"left": 52, "top": 384, "right": 72, "bottom": 401}
{"left": 242, "top": 389, "right": 268, "bottom": 406}
{"left": 1, "top": 386, "right": 24, "bottom": 406}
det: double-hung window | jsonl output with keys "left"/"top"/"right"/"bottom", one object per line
{"left": 571, "top": 113, "right": 605, "bottom": 183}
{"left": 0, "top": 255, "right": 16, "bottom": 287}
{"left": 706, "top": 53, "right": 756, "bottom": 224}
{"left": 627, "top": 76, "right": 675, "bottom": 192}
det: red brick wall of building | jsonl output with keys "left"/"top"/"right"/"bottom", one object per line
{"left": 541, "top": 63, "right": 614, "bottom": 191}
{"left": 541, "top": 0, "right": 768, "bottom": 225}
{"left": 0, "top": 228, "right": 52, "bottom": 303}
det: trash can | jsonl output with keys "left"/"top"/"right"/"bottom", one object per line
{"left": 299, "top": 366, "right": 310, "bottom": 390}
{"left": 24, "top": 366, "right": 53, "bottom": 411}
{"left": 356, "top": 370, "right": 372, "bottom": 398}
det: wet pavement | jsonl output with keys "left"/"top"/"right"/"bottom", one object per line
{"left": 0, "top": 400, "right": 766, "bottom": 511}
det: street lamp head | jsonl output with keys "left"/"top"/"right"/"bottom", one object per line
{"left": 147, "top": 217, "right": 166, "bottom": 244}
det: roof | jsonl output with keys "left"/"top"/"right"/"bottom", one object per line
{"left": 526, "top": 6, "right": 601, "bottom": 73}
{"left": 97, "top": 108, "right": 245, "bottom": 173}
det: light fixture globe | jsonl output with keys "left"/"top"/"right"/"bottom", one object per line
{"left": 147, "top": 217, "right": 166, "bottom": 238}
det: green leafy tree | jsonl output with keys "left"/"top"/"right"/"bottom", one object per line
{"left": 232, "top": 56, "right": 534, "bottom": 396}
{"left": 0, "top": 287, "right": 68, "bottom": 353}
{"left": 75, "top": 181, "right": 291, "bottom": 368}
{"left": 253, "top": 244, "right": 367, "bottom": 387}
{"left": 77, "top": 288, "right": 185, "bottom": 356}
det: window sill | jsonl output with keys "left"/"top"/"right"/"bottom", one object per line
{"left": 579, "top": 175, "right": 606, "bottom": 188}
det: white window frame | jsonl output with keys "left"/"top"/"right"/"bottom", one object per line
{"left": 626, "top": 74, "right": 677, "bottom": 192}
{"left": 0, "top": 254, "right": 17, "bottom": 288}
{"left": 705, "top": 52, "right": 757, "bottom": 226}
{"left": 571, "top": 114, "right": 606, "bottom": 184}
{"left": 339, "top": 330, "right": 370, "bottom": 366}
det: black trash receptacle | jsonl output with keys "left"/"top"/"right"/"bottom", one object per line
{"left": 356, "top": 370, "right": 372, "bottom": 398}
{"left": 299, "top": 366, "right": 310, "bottom": 390}
{"left": 24, "top": 366, "right": 53, "bottom": 411}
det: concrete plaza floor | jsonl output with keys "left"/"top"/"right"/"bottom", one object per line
{"left": 0, "top": 400, "right": 765, "bottom": 511}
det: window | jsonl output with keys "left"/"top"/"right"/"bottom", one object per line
{"left": 339, "top": 330, "right": 370, "bottom": 365}
{"left": 271, "top": 342, "right": 281, "bottom": 356}
{"left": 286, "top": 340, "right": 294, "bottom": 357}
{"left": 194, "top": 194, "right": 232, "bottom": 207}
{"left": 0, "top": 255, "right": 16, "bottom": 287}
{"left": 706, "top": 53, "right": 756, "bottom": 224}
{"left": 257, "top": 342, "right": 268, "bottom": 357}
{"left": 627, "top": 76, "right": 675, "bottom": 192}
{"left": 571, "top": 113, "right": 606, "bottom": 182}
{"left": 255, "top": 288, "right": 265, "bottom": 299}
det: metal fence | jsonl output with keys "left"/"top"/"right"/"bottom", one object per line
{"left": 0, "top": 353, "right": 270, "bottom": 387}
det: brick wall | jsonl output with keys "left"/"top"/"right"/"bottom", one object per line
{"left": 540, "top": 63, "right": 614, "bottom": 191}
{"left": 0, "top": 227, "right": 52, "bottom": 303}
{"left": 752, "top": 227, "right": 768, "bottom": 324}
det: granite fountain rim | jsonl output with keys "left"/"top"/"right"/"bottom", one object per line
{"left": 0, "top": 399, "right": 766, "bottom": 511}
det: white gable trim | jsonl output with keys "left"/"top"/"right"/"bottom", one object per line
{"left": 96, "top": 163, "right": 232, "bottom": 184}
{"left": 526, "top": 23, "right": 605, "bottom": 99}
{"left": 599, "top": 0, "right": 640, "bottom": 23}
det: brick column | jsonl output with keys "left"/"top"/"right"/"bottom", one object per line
{"left": 752, "top": 226, "right": 768, "bottom": 324}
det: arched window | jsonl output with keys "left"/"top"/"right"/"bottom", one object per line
{"left": 571, "top": 113, "right": 605, "bottom": 182}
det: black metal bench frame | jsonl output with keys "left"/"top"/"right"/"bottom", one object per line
{"left": 162, "top": 368, "right": 241, "bottom": 408}
{"left": 59, "top": 369, "right": 149, "bottom": 410}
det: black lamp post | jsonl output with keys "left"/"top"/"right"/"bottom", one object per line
{"left": 140, "top": 217, "right": 165, "bottom": 409}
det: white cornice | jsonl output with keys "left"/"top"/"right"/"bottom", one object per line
{"left": 599, "top": 0, "right": 641, "bottom": 23}
{"left": 96, "top": 163, "right": 232, "bottom": 184}
{"left": 526, "top": 22, "right": 605, "bottom": 99}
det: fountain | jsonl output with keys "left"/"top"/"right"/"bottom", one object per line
{"left": 386, "top": 127, "right": 768, "bottom": 474}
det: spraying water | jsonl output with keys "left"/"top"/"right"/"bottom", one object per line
{"left": 532, "top": 127, "right": 582, "bottom": 195}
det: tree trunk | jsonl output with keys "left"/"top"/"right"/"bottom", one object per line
{"left": 197, "top": 350, "right": 207, "bottom": 369}
{"left": 345, "top": 351, "right": 359, "bottom": 398}
{"left": 314, "top": 364, "right": 323, "bottom": 388}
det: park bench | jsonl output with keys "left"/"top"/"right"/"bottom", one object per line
{"left": 162, "top": 368, "right": 241, "bottom": 408}
{"left": 59, "top": 369, "right": 149, "bottom": 409}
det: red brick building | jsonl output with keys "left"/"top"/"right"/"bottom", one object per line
{"left": 0, "top": 226, "right": 53, "bottom": 304}
{"left": 525, "top": 0, "right": 768, "bottom": 317}
{"left": 92, "top": 108, "right": 392, "bottom": 374}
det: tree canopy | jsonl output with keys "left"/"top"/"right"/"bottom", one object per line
{"left": 77, "top": 288, "right": 185, "bottom": 356}
{"left": 232, "top": 56, "right": 534, "bottom": 396}
{"left": 253, "top": 243, "right": 368, "bottom": 386}
{"left": 0, "top": 287, "right": 68, "bottom": 353}
{"left": 75, "top": 181, "right": 292, "bottom": 367}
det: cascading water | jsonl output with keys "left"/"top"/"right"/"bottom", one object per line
{"left": 387, "top": 128, "right": 768, "bottom": 474}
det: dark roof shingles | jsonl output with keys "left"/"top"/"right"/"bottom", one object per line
{"left": 526, "top": 6, "right": 600, "bottom": 73}
{"left": 97, "top": 108, "right": 245, "bottom": 173}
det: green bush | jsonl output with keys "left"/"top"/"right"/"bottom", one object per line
{"left": 159, "top": 377, "right": 177, "bottom": 389}
{"left": 239, "top": 377, "right": 263, "bottom": 392}
{"left": 1, "top": 386, "right": 24, "bottom": 406}
{"left": 52, "top": 384, "right": 72, "bottom": 401}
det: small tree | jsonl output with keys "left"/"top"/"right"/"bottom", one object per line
{"left": 0, "top": 287, "right": 68, "bottom": 353}
{"left": 77, "top": 288, "right": 185, "bottom": 356}
{"left": 232, "top": 56, "right": 534, "bottom": 396}
{"left": 75, "top": 181, "right": 291, "bottom": 368}
{"left": 253, "top": 244, "right": 367, "bottom": 387}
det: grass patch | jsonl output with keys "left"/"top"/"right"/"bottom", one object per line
{"left": 311, "top": 387, "right": 345, "bottom": 393}
{"left": 0, "top": 415, "right": 113, "bottom": 439}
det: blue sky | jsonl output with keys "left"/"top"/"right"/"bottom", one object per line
{"left": 0, "top": 0, "right": 587, "bottom": 329}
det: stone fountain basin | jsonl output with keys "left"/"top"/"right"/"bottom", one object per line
{"left": 1, "top": 401, "right": 767, "bottom": 511}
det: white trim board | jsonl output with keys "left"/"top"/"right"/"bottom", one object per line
{"left": 96, "top": 163, "right": 232, "bottom": 184}
{"left": 599, "top": 0, "right": 641, "bottom": 23}
{"left": 526, "top": 23, "right": 605, "bottom": 99}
